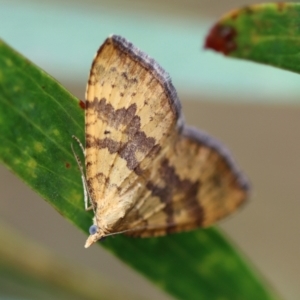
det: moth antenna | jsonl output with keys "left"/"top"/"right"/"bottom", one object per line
{"left": 104, "top": 223, "right": 164, "bottom": 238}
{"left": 71, "top": 138, "right": 95, "bottom": 213}
{"left": 104, "top": 227, "right": 144, "bottom": 237}
{"left": 104, "top": 219, "right": 188, "bottom": 239}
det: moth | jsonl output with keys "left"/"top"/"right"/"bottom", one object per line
{"left": 72, "top": 35, "right": 249, "bottom": 248}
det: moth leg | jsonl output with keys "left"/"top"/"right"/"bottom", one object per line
{"left": 72, "top": 135, "right": 85, "bottom": 156}
{"left": 71, "top": 137, "right": 94, "bottom": 211}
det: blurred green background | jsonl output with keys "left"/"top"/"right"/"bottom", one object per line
{"left": 0, "top": 0, "right": 299, "bottom": 299}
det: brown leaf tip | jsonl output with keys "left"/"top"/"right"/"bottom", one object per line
{"left": 79, "top": 100, "right": 86, "bottom": 110}
{"left": 205, "top": 24, "right": 237, "bottom": 55}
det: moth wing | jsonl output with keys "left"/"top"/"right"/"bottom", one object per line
{"left": 84, "top": 35, "right": 249, "bottom": 239}
{"left": 85, "top": 36, "right": 181, "bottom": 212}
{"left": 117, "top": 126, "right": 249, "bottom": 237}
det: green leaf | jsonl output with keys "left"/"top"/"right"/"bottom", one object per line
{"left": 205, "top": 2, "right": 300, "bottom": 74}
{"left": 0, "top": 39, "right": 278, "bottom": 300}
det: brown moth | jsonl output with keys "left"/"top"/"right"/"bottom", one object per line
{"left": 72, "top": 35, "right": 249, "bottom": 248}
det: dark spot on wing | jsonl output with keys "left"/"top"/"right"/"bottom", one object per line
{"left": 122, "top": 72, "right": 128, "bottom": 80}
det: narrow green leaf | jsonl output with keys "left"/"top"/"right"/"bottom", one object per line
{"left": 0, "top": 39, "right": 278, "bottom": 300}
{"left": 205, "top": 2, "right": 300, "bottom": 74}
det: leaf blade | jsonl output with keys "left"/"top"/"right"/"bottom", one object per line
{"left": 205, "top": 3, "right": 300, "bottom": 75}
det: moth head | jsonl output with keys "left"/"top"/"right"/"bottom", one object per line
{"left": 84, "top": 224, "right": 105, "bottom": 248}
